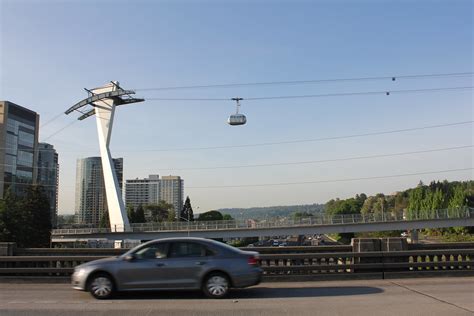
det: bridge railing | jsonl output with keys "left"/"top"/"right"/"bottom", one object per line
{"left": 52, "top": 207, "right": 474, "bottom": 235}
{"left": 259, "top": 248, "right": 473, "bottom": 278}
{"left": 1, "top": 247, "right": 472, "bottom": 278}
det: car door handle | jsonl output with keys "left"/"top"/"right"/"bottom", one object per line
{"left": 195, "top": 261, "right": 206, "bottom": 265}
{"left": 156, "top": 263, "right": 166, "bottom": 267}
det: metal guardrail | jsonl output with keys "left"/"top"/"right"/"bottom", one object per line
{"left": 52, "top": 208, "right": 474, "bottom": 235}
{"left": 0, "top": 248, "right": 472, "bottom": 277}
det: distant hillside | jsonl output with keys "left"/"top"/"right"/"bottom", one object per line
{"left": 218, "top": 204, "right": 325, "bottom": 220}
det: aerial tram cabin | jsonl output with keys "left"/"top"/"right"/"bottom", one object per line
{"left": 228, "top": 97, "right": 246, "bottom": 126}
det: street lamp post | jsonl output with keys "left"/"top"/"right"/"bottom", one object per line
{"left": 178, "top": 213, "right": 191, "bottom": 237}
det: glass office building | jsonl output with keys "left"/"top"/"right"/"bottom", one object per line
{"left": 37, "top": 143, "right": 59, "bottom": 227}
{"left": 0, "top": 101, "right": 39, "bottom": 199}
{"left": 75, "top": 157, "right": 123, "bottom": 225}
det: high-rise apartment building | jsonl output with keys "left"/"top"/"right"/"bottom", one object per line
{"left": 125, "top": 174, "right": 160, "bottom": 209}
{"left": 75, "top": 157, "right": 123, "bottom": 225}
{"left": 0, "top": 101, "right": 39, "bottom": 199}
{"left": 160, "top": 175, "right": 184, "bottom": 219}
{"left": 36, "top": 143, "right": 59, "bottom": 227}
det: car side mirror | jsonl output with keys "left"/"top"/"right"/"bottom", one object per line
{"left": 124, "top": 254, "right": 136, "bottom": 261}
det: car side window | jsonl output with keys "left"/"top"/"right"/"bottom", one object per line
{"left": 169, "top": 242, "right": 211, "bottom": 258}
{"left": 134, "top": 243, "right": 169, "bottom": 260}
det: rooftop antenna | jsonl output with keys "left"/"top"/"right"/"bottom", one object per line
{"left": 65, "top": 81, "right": 144, "bottom": 232}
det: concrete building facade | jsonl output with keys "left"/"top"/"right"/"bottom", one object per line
{"left": 75, "top": 157, "right": 123, "bottom": 226}
{"left": 36, "top": 143, "right": 59, "bottom": 227}
{"left": 0, "top": 101, "right": 39, "bottom": 199}
{"left": 160, "top": 175, "right": 184, "bottom": 219}
{"left": 124, "top": 174, "right": 160, "bottom": 209}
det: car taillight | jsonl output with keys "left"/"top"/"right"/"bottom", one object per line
{"left": 248, "top": 256, "right": 259, "bottom": 266}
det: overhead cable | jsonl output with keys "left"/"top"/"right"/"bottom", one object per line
{"left": 153, "top": 145, "right": 473, "bottom": 171}
{"left": 6, "top": 167, "right": 472, "bottom": 189}
{"left": 115, "top": 121, "right": 474, "bottom": 152}
{"left": 145, "top": 86, "right": 473, "bottom": 101}
{"left": 186, "top": 168, "right": 474, "bottom": 189}
{"left": 134, "top": 72, "right": 473, "bottom": 91}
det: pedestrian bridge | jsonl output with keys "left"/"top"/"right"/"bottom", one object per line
{"left": 52, "top": 208, "right": 474, "bottom": 241}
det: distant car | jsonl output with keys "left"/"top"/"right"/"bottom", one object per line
{"left": 72, "top": 237, "right": 262, "bottom": 299}
{"left": 278, "top": 242, "right": 287, "bottom": 247}
{"left": 401, "top": 232, "right": 409, "bottom": 237}
{"left": 272, "top": 240, "right": 279, "bottom": 247}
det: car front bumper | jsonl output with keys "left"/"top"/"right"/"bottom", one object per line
{"left": 71, "top": 271, "right": 87, "bottom": 291}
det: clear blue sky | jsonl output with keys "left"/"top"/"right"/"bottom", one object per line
{"left": 1, "top": 0, "right": 473, "bottom": 214}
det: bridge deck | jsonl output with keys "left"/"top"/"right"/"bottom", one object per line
{"left": 0, "top": 277, "right": 472, "bottom": 315}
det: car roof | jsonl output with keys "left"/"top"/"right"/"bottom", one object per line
{"left": 135, "top": 237, "right": 240, "bottom": 253}
{"left": 145, "top": 237, "right": 214, "bottom": 244}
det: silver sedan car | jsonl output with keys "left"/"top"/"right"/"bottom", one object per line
{"left": 72, "top": 237, "right": 262, "bottom": 299}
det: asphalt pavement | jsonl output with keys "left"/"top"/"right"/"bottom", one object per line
{"left": 0, "top": 277, "right": 473, "bottom": 316}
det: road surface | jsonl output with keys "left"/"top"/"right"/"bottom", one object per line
{"left": 0, "top": 277, "right": 473, "bottom": 315}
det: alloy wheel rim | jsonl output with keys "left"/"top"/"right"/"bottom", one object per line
{"left": 207, "top": 276, "right": 228, "bottom": 296}
{"left": 91, "top": 277, "right": 112, "bottom": 297}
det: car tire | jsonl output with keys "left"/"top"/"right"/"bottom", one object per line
{"left": 202, "top": 272, "right": 230, "bottom": 299}
{"left": 87, "top": 273, "right": 115, "bottom": 300}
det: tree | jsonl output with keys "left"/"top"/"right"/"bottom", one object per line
{"left": 99, "top": 210, "right": 110, "bottom": 229}
{"left": 145, "top": 200, "right": 174, "bottom": 222}
{"left": 127, "top": 204, "right": 136, "bottom": 223}
{"left": 325, "top": 197, "right": 363, "bottom": 215}
{"left": 0, "top": 189, "right": 17, "bottom": 243}
{"left": 0, "top": 186, "right": 51, "bottom": 248}
{"left": 135, "top": 204, "right": 146, "bottom": 223}
{"left": 448, "top": 185, "right": 467, "bottom": 210}
{"left": 292, "top": 211, "right": 313, "bottom": 220}
{"left": 222, "top": 214, "right": 233, "bottom": 220}
{"left": 167, "top": 208, "right": 176, "bottom": 222}
{"left": 56, "top": 214, "right": 76, "bottom": 226}
{"left": 20, "top": 186, "right": 52, "bottom": 247}
{"left": 446, "top": 185, "right": 470, "bottom": 234}
{"left": 0, "top": 199, "right": 8, "bottom": 241}
{"left": 197, "top": 210, "right": 224, "bottom": 221}
{"left": 180, "top": 196, "right": 194, "bottom": 222}
{"left": 407, "top": 185, "right": 424, "bottom": 219}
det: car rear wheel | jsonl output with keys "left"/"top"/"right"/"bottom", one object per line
{"left": 203, "top": 273, "right": 230, "bottom": 299}
{"left": 87, "top": 273, "right": 115, "bottom": 299}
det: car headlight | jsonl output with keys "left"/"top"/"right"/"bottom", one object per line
{"left": 75, "top": 268, "right": 86, "bottom": 277}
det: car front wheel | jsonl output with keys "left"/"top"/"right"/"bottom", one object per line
{"left": 203, "top": 273, "right": 230, "bottom": 298}
{"left": 87, "top": 273, "right": 115, "bottom": 299}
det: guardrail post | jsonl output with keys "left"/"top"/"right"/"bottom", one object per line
{"left": 351, "top": 238, "right": 382, "bottom": 273}
{"left": 0, "top": 242, "right": 16, "bottom": 256}
{"left": 410, "top": 230, "right": 419, "bottom": 244}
